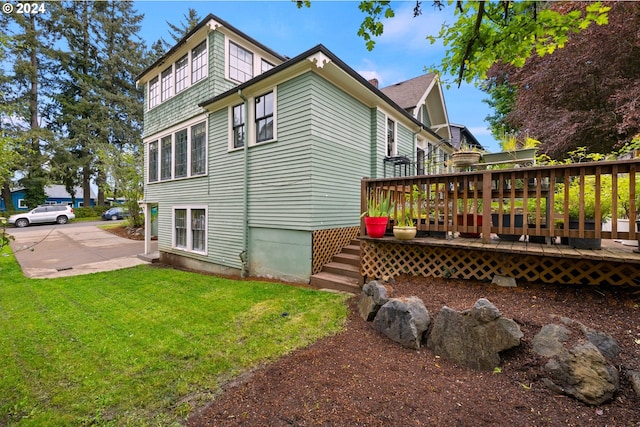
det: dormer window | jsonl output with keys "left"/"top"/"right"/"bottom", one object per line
{"left": 175, "top": 55, "right": 188, "bottom": 93}
{"left": 229, "top": 41, "right": 253, "bottom": 83}
{"left": 161, "top": 66, "right": 173, "bottom": 101}
{"left": 191, "top": 41, "right": 207, "bottom": 84}
{"left": 148, "top": 76, "right": 159, "bottom": 109}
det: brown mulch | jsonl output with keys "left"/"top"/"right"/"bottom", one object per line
{"left": 103, "top": 224, "right": 145, "bottom": 240}
{"left": 188, "top": 276, "right": 640, "bottom": 427}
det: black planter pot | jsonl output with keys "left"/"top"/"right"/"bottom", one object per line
{"left": 491, "top": 213, "right": 524, "bottom": 242}
{"left": 527, "top": 223, "right": 547, "bottom": 244}
{"left": 568, "top": 219, "right": 601, "bottom": 250}
{"left": 428, "top": 219, "right": 447, "bottom": 239}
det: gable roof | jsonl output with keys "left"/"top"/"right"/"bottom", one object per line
{"left": 11, "top": 185, "right": 97, "bottom": 200}
{"left": 198, "top": 44, "right": 446, "bottom": 144}
{"left": 136, "top": 13, "right": 288, "bottom": 83}
{"left": 379, "top": 74, "right": 437, "bottom": 110}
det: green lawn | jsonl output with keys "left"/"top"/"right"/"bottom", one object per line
{"left": 0, "top": 246, "right": 349, "bottom": 426}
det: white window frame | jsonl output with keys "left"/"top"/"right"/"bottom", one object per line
{"left": 191, "top": 40, "right": 208, "bottom": 84}
{"left": 227, "top": 87, "right": 277, "bottom": 151}
{"left": 161, "top": 65, "right": 173, "bottom": 102}
{"left": 18, "top": 199, "right": 27, "bottom": 209}
{"left": 172, "top": 205, "right": 208, "bottom": 255}
{"left": 148, "top": 76, "right": 159, "bottom": 110}
{"left": 386, "top": 117, "right": 397, "bottom": 157}
{"left": 148, "top": 140, "right": 159, "bottom": 182}
{"left": 145, "top": 116, "right": 208, "bottom": 184}
{"left": 228, "top": 40, "right": 253, "bottom": 83}
{"left": 174, "top": 54, "right": 189, "bottom": 94}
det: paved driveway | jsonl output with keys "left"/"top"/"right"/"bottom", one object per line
{"left": 7, "top": 221, "right": 158, "bottom": 279}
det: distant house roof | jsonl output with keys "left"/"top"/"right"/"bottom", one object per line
{"left": 449, "top": 123, "right": 484, "bottom": 151}
{"left": 12, "top": 185, "right": 97, "bottom": 200}
{"left": 379, "top": 74, "right": 437, "bottom": 111}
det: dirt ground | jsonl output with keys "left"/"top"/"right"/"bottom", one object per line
{"left": 188, "top": 276, "right": 640, "bottom": 427}
{"left": 104, "top": 226, "right": 640, "bottom": 426}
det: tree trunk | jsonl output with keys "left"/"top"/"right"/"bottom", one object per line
{"left": 1, "top": 182, "right": 15, "bottom": 212}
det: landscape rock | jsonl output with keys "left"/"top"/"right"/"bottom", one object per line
{"left": 358, "top": 280, "right": 392, "bottom": 321}
{"left": 533, "top": 322, "right": 620, "bottom": 405}
{"left": 372, "top": 297, "right": 430, "bottom": 349}
{"left": 491, "top": 275, "right": 517, "bottom": 288}
{"left": 426, "top": 298, "right": 522, "bottom": 371}
{"left": 628, "top": 370, "right": 640, "bottom": 397}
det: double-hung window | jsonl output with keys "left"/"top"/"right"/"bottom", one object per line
{"left": 255, "top": 91, "right": 274, "bottom": 143}
{"left": 161, "top": 66, "right": 172, "bottom": 101}
{"left": 191, "top": 123, "right": 206, "bottom": 176}
{"left": 173, "top": 206, "right": 207, "bottom": 254}
{"left": 191, "top": 41, "right": 207, "bottom": 84}
{"left": 232, "top": 104, "right": 245, "bottom": 148}
{"left": 174, "top": 129, "right": 188, "bottom": 178}
{"left": 229, "top": 41, "right": 253, "bottom": 83}
{"left": 161, "top": 135, "right": 172, "bottom": 180}
{"left": 387, "top": 118, "right": 396, "bottom": 157}
{"left": 148, "top": 76, "right": 159, "bottom": 109}
{"left": 175, "top": 54, "right": 188, "bottom": 94}
{"left": 148, "top": 141, "right": 158, "bottom": 182}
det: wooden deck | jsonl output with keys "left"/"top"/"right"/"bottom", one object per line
{"left": 359, "top": 235, "right": 640, "bottom": 287}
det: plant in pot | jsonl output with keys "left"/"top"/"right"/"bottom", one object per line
{"left": 450, "top": 143, "right": 482, "bottom": 167}
{"left": 456, "top": 198, "right": 482, "bottom": 238}
{"left": 491, "top": 206, "right": 524, "bottom": 242}
{"left": 361, "top": 191, "right": 394, "bottom": 238}
{"left": 393, "top": 209, "right": 417, "bottom": 240}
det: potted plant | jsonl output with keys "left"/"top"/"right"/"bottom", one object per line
{"left": 361, "top": 191, "right": 394, "bottom": 238}
{"left": 393, "top": 210, "right": 417, "bottom": 240}
{"left": 491, "top": 208, "right": 524, "bottom": 242}
{"left": 451, "top": 143, "right": 482, "bottom": 167}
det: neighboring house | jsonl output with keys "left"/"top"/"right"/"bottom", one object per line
{"left": 449, "top": 123, "right": 484, "bottom": 152}
{"left": 137, "top": 13, "right": 457, "bottom": 283}
{"left": 0, "top": 185, "right": 96, "bottom": 211}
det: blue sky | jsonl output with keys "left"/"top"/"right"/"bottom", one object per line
{"left": 135, "top": 0, "right": 500, "bottom": 152}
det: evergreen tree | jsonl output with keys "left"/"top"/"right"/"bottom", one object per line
{"left": 166, "top": 8, "right": 201, "bottom": 43}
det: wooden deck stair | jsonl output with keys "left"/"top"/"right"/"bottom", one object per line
{"left": 309, "top": 239, "right": 363, "bottom": 294}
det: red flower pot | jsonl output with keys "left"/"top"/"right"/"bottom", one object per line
{"left": 457, "top": 214, "right": 482, "bottom": 238}
{"left": 364, "top": 216, "right": 389, "bottom": 238}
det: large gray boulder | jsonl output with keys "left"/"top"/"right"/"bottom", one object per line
{"left": 426, "top": 298, "right": 522, "bottom": 371}
{"left": 532, "top": 322, "right": 620, "bottom": 405}
{"left": 358, "top": 280, "right": 392, "bottom": 321}
{"left": 372, "top": 297, "right": 430, "bottom": 349}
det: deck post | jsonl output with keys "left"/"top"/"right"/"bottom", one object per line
{"left": 481, "top": 170, "right": 492, "bottom": 243}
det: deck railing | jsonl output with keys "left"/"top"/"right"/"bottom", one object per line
{"left": 361, "top": 158, "right": 640, "bottom": 244}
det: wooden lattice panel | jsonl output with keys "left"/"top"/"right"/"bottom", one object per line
{"left": 361, "top": 240, "right": 640, "bottom": 287}
{"left": 312, "top": 226, "right": 360, "bottom": 274}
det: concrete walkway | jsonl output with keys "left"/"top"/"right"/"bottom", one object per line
{"left": 8, "top": 222, "right": 158, "bottom": 279}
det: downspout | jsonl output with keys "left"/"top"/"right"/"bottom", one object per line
{"left": 238, "top": 89, "right": 249, "bottom": 277}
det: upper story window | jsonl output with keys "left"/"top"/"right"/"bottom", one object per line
{"left": 229, "top": 41, "right": 253, "bottom": 83}
{"left": 175, "top": 54, "right": 188, "bottom": 94}
{"left": 147, "top": 120, "right": 207, "bottom": 183}
{"left": 261, "top": 59, "right": 274, "bottom": 73}
{"left": 232, "top": 104, "right": 245, "bottom": 149}
{"left": 191, "top": 41, "right": 207, "bottom": 84}
{"left": 387, "top": 118, "right": 396, "bottom": 157}
{"left": 161, "top": 66, "right": 173, "bottom": 102}
{"left": 148, "top": 76, "right": 159, "bottom": 109}
{"left": 255, "top": 91, "right": 274, "bottom": 143}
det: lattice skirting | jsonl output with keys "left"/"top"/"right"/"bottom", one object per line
{"left": 361, "top": 241, "right": 640, "bottom": 287}
{"left": 312, "top": 226, "right": 361, "bottom": 274}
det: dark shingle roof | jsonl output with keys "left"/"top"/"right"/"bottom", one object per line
{"left": 379, "top": 74, "right": 436, "bottom": 110}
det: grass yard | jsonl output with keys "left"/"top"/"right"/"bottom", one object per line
{"left": 0, "top": 246, "right": 349, "bottom": 426}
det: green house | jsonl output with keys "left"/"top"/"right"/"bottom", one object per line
{"left": 137, "top": 13, "right": 456, "bottom": 283}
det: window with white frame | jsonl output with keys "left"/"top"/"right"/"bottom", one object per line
{"left": 191, "top": 41, "right": 207, "bottom": 83}
{"left": 174, "top": 129, "right": 188, "bottom": 178}
{"left": 386, "top": 118, "right": 396, "bottom": 157}
{"left": 175, "top": 54, "right": 188, "bottom": 93}
{"left": 148, "top": 76, "right": 159, "bottom": 109}
{"left": 173, "top": 206, "right": 207, "bottom": 254}
{"left": 18, "top": 199, "right": 27, "bottom": 209}
{"left": 161, "top": 66, "right": 173, "bottom": 101}
{"left": 148, "top": 140, "right": 159, "bottom": 182}
{"left": 261, "top": 59, "right": 274, "bottom": 73}
{"left": 147, "top": 120, "right": 207, "bottom": 183}
{"left": 229, "top": 41, "right": 253, "bottom": 83}
{"left": 232, "top": 103, "right": 245, "bottom": 149}
{"left": 161, "top": 135, "right": 172, "bottom": 180}
{"left": 191, "top": 122, "right": 206, "bottom": 176}
{"left": 255, "top": 91, "right": 274, "bottom": 143}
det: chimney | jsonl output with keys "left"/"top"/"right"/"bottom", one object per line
{"left": 368, "top": 78, "right": 378, "bottom": 88}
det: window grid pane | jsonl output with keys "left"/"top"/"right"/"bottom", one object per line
{"left": 175, "top": 209, "right": 187, "bottom": 248}
{"left": 161, "top": 66, "right": 172, "bottom": 101}
{"left": 192, "top": 41, "right": 207, "bottom": 83}
{"left": 148, "top": 141, "right": 158, "bottom": 182}
{"left": 175, "top": 55, "right": 188, "bottom": 93}
{"left": 261, "top": 59, "right": 274, "bottom": 74}
{"left": 229, "top": 41, "right": 253, "bottom": 83}
{"left": 191, "top": 123, "right": 206, "bottom": 175}
{"left": 191, "top": 209, "right": 206, "bottom": 252}
{"left": 233, "top": 104, "right": 245, "bottom": 148}
{"left": 148, "top": 77, "right": 159, "bottom": 109}
{"left": 175, "top": 130, "right": 188, "bottom": 178}
{"left": 255, "top": 92, "right": 274, "bottom": 143}
{"left": 161, "top": 135, "right": 172, "bottom": 180}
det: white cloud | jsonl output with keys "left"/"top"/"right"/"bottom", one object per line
{"left": 468, "top": 126, "right": 492, "bottom": 136}
{"left": 376, "top": 3, "right": 451, "bottom": 52}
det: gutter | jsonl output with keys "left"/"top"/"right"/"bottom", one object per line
{"left": 238, "top": 89, "right": 249, "bottom": 278}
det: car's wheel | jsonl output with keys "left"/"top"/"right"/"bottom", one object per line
{"left": 15, "top": 218, "right": 29, "bottom": 228}
{"left": 111, "top": 215, "right": 119, "bottom": 221}
{"left": 56, "top": 215, "right": 68, "bottom": 224}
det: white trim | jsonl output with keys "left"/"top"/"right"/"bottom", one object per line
{"left": 172, "top": 205, "right": 208, "bottom": 255}
{"left": 385, "top": 115, "right": 397, "bottom": 157}
{"left": 227, "top": 87, "right": 278, "bottom": 151}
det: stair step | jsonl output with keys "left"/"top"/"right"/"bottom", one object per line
{"left": 333, "top": 252, "right": 360, "bottom": 266}
{"left": 350, "top": 239, "right": 361, "bottom": 246}
{"left": 323, "top": 261, "right": 360, "bottom": 279}
{"left": 342, "top": 244, "right": 361, "bottom": 256}
{"left": 309, "top": 272, "right": 361, "bottom": 294}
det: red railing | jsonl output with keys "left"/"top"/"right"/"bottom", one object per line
{"left": 361, "top": 158, "right": 640, "bottom": 244}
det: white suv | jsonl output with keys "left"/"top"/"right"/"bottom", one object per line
{"left": 8, "top": 205, "right": 76, "bottom": 227}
